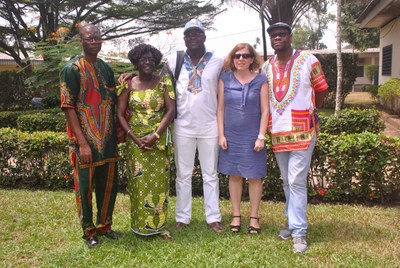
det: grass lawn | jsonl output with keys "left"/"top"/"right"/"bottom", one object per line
{"left": 1, "top": 189, "right": 399, "bottom": 267}
{"left": 344, "top": 92, "right": 375, "bottom": 108}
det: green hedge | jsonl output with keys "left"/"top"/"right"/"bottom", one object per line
{"left": 378, "top": 78, "right": 400, "bottom": 100}
{"left": 0, "top": 109, "right": 66, "bottom": 131}
{"left": 1, "top": 128, "right": 399, "bottom": 204}
{"left": 319, "top": 108, "right": 385, "bottom": 135}
{"left": 17, "top": 112, "right": 66, "bottom": 132}
{"left": 1, "top": 108, "right": 383, "bottom": 135}
{"left": 0, "top": 128, "right": 72, "bottom": 189}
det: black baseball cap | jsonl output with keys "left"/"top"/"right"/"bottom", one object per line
{"left": 267, "top": 22, "right": 292, "bottom": 34}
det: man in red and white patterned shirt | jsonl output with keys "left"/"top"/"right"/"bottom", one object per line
{"left": 261, "top": 22, "right": 328, "bottom": 253}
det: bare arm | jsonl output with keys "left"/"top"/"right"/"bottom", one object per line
{"left": 254, "top": 82, "right": 269, "bottom": 152}
{"left": 116, "top": 87, "right": 142, "bottom": 147}
{"left": 315, "top": 90, "right": 328, "bottom": 108}
{"left": 62, "top": 108, "right": 92, "bottom": 164}
{"left": 140, "top": 86, "right": 176, "bottom": 150}
{"left": 117, "top": 73, "right": 136, "bottom": 84}
{"left": 217, "top": 79, "right": 227, "bottom": 150}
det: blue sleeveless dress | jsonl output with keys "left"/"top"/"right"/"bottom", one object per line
{"left": 218, "top": 71, "right": 267, "bottom": 179}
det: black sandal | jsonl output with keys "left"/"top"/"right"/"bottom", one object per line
{"left": 230, "top": 215, "right": 241, "bottom": 233}
{"left": 248, "top": 217, "right": 261, "bottom": 234}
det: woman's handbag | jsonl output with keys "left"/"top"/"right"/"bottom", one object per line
{"left": 116, "top": 80, "right": 133, "bottom": 143}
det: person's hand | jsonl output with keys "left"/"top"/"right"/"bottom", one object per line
{"left": 118, "top": 72, "right": 135, "bottom": 84}
{"left": 79, "top": 142, "right": 93, "bottom": 164}
{"left": 254, "top": 139, "right": 265, "bottom": 152}
{"left": 137, "top": 134, "right": 155, "bottom": 151}
{"left": 141, "top": 134, "right": 158, "bottom": 151}
{"left": 219, "top": 136, "right": 228, "bottom": 150}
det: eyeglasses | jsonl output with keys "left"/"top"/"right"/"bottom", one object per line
{"left": 81, "top": 37, "right": 102, "bottom": 43}
{"left": 184, "top": 32, "right": 204, "bottom": 38}
{"left": 139, "top": 57, "right": 155, "bottom": 63}
{"left": 269, "top": 32, "right": 290, "bottom": 39}
{"left": 233, "top": 53, "right": 253, "bottom": 59}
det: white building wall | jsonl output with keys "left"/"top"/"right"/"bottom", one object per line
{"left": 379, "top": 17, "right": 400, "bottom": 84}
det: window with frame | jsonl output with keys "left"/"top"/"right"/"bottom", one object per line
{"left": 382, "top": 45, "right": 392, "bottom": 76}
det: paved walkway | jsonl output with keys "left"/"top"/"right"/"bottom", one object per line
{"left": 381, "top": 113, "right": 400, "bottom": 138}
{"left": 345, "top": 92, "right": 399, "bottom": 138}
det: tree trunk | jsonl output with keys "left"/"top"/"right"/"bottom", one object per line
{"left": 261, "top": 14, "right": 268, "bottom": 61}
{"left": 335, "top": 0, "right": 343, "bottom": 116}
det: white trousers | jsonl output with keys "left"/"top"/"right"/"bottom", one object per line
{"left": 173, "top": 133, "right": 221, "bottom": 224}
{"left": 274, "top": 136, "right": 316, "bottom": 237}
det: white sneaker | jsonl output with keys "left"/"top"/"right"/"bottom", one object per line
{"left": 293, "top": 236, "right": 308, "bottom": 253}
{"left": 278, "top": 226, "right": 291, "bottom": 240}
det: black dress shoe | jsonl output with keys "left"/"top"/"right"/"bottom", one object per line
{"left": 86, "top": 236, "right": 100, "bottom": 249}
{"left": 105, "top": 229, "right": 119, "bottom": 240}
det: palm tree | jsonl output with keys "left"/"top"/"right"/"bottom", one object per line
{"left": 222, "top": 0, "right": 314, "bottom": 60}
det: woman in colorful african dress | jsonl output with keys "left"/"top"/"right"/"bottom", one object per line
{"left": 117, "top": 44, "right": 175, "bottom": 239}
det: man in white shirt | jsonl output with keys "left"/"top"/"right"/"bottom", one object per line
{"left": 165, "top": 19, "right": 225, "bottom": 233}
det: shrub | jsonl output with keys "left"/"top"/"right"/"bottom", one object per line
{"left": 319, "top": 108, "right": 385, "bottom": 135}
{"left": 0, "top": 71, "right": 34, "bottom": 110}
{"left": 310, "top": 133, "right": 400, "bottom": 203}
{"left": 366, "top": 85, "right": 379, "bottom": 99}
{"left": 17, "top": 112, "right": 66, "bottom": 132}
{"left": 316, "top": 53, "right": 358, "bottom": 109}
{"left": 378, "top": 78, "right": 400, "bottom": 100}
{"left": 0, "top": 109, "right": 65, "bottom": 130}
{"left": 1, "top": 128, "right": 399, "bottom": 204}
{"left": 365, "top": 64, "right": 379, "bottom": 83}
{"left": 0, "top": 128, "right": 72, "bottom": 189}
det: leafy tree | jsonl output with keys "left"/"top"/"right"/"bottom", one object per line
{"left": 222, "top": 0, "right": 325, "bottom": 60}
{"left": 0, "top": 0, "right": 222, "bottom": 76}
{"left": 292, "top": 0, "right": 334, "bottom": 50}
{"left": 341, "top": 0, "right": 379, "bottom": 50}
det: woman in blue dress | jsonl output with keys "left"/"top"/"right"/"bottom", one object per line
{"left": 217, "top": 43, "right": 269, "bottom": 234}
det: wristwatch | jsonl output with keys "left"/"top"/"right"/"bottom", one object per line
{"left": 257, "top": 134, "right": 266, "bottom": 140}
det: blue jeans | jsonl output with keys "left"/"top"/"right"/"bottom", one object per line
{"left": 274, "top": 136, "right": 316, "bottom": 237}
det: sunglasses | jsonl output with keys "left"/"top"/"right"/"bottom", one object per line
{"left": 233, "top": 53, "right": 253, "bottom": 59}
{"left": 184, "top": 32, "right": 204, "bottom": 38}
{"left": 269, "top": 32, "right": 290, "bottom": 39}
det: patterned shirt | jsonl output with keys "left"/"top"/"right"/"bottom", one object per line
{"left": 60, "top": 55, "right": 118, "bottom": 167}
{"left": 261, "top": 50, "right": 328, "bottom": 152}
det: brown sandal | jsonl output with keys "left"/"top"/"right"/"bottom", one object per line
{"left": 248, "top": 217, "right": 261, "bottom": 234}
{"left": 230, "top": 215, "right": 241, "bottom": 233}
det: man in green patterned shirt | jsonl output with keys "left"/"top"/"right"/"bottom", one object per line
{"left": 60, "top": 24, "right": 119, "bottom": 248}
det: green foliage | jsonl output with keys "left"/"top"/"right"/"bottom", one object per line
{"left": 42, "top": 91, "right": 62, "bottom": 109}
{"left": 25, "top": 41, "right": 81, "bottom": 93}
{"left": 0, "top": 109, "right": 63, "bottom": 130}
{"left": 0, "top": 0, "right": 222, "bottom": 77}
{"left": 316, "top": 53, "right": 358, "bottom": 108}
{"left": 365, "top": 64, "right": 379, "bottom": 83}
{"left": 1, "top": 128, "right": 399, "bottom": 204}
{"left": 17, "top": 113, "right": 66, "bottom": 132}
{"left": 291, "top": 0, "right": 334, "bottom": 50}
{"left": 0, "top": 71, "right": 34, "bottom": 110}
{"left": 378, "top": 78, "right": 400, "bottom": 100}
{"left": 341, "top": 0, "right": 380, "bottom": 50}
{"left": 366, "top": 85, "right": 379, "bottom": 99}
{"left": 311, "top": 133, "right": 400, "bottom": 203}
{"left": 319, "top": 108, "right": 385, "bottom": 135}
{"left": 0, "top": 128, "right": 72, "bottom": 189}
{"left": 109, "top": 61, "right": 135, "bottom": 82}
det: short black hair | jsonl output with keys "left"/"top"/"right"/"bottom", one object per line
{"left": 127, "top": 44, "right": 163, "bottom": 66}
